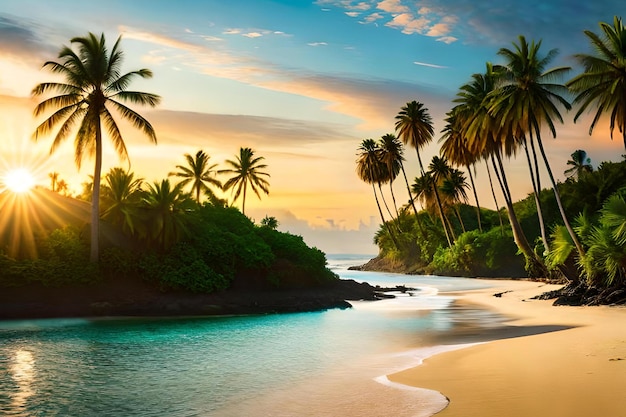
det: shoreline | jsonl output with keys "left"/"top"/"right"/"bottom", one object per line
{"left": 387, "top": 279, "right": 626, "bottom": 417}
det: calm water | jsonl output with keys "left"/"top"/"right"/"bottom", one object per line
{"left": 0, "top": 255, "right": 503, "bottom": 417}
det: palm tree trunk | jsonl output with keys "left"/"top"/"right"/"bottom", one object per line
{"left": 467, "top": 164, "right": 482, "bottom": 232}
{"left": 400, "top": 164, "right": 423, "bottom": 231}
{"left": 522, "top": 136, "right": 550, "bottom": 253}
{"left": 389, "top": 182, "right": 400, "bottom": 218}
{"left": 494, "top": 151, "right": 544, "bottom": 274}
{"left": 373, "top": 184, "right": 399, "bottom": 249}
{"left": 90, "top": 121, "right": 102, "bottom": 263}
{"left": 242, "top": 182, "right": 247, "bottom": 215}
{"left": 535, "top": 134, "right": 585, "bottom": 257}
{"left": 454, "top": 206, "right": 466, "bottom": 233}
{"left": 486, "top": 157, "right": 505, "bottom": 235}
{"left": 432, "top": 182, "right": 453, "bottom": 247}
{"left": 378, "top": 183, "right": 395, "bottom": 220}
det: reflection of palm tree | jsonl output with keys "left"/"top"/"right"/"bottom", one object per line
{"left": 32, "top": 33, "right": 160, "bottom": 262}
{"left": 491, "top": 35, "right": 582, "bottom": 257}
{"left": 357, "top": 139, "right": 398, "bottom": 249}
{"left": 220, "top": 147, "right": 270, "bottom": 215}
{"left": 568, "top": 17, "right": 626, "bottom": 151}
{"left": 169, "top": 150, "right": 222, "bottom": 204}
{"left": 49, "top": 172, "right": 59, "bottom": 192}
{"left": 101, "top": 167, "right": 144, "bottom": 235}
{"left": 565, "top": 149, "right": 593, "bottom": 180}
{"left": 142, "top": 179, "right": 193, "bottom": 250}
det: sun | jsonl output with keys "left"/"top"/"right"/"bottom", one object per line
{"left": 3, "top": 168, "right": 36, "bottom": 194}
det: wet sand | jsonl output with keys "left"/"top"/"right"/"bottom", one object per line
{"left": 388, "top": 280, "right": 626, "bottom": 417}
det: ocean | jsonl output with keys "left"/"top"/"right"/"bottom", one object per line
{"left": 0, "top": 254, "right": 505, "bottom": 417}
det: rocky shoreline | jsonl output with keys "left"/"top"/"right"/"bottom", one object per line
{"left": 0, "top": 277, "right": 400, "bottom": 320}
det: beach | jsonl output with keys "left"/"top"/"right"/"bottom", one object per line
{"left": 388, "top": 280, "right": 626, "bottom": 417}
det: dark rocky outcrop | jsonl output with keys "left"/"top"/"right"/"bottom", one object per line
{"left": 533, "top": 281, "right": 626, "bottom": 306}
{"left": 0, "top": 276, "right": 399, "bottom": 320}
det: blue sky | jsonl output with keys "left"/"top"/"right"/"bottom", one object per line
{"left": 0, "top": 0, "right": 624, "bottom": 254}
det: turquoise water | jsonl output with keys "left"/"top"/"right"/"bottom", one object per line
{"left": 0, "top": 255, "right": 502, "bottom": 417}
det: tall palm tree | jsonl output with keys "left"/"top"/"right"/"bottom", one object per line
{"left": 441, "top": 169, "right": 470, "bottom": 233}
{"left": 428, "top": 155, "right": 454, "bottom": 245}
{"left": 440, "top": 109, "right": 482, "bottom": 232}
{"left": 568, "top": 16, "right": 626, "bottom": 151}
{"left": 141, "top": 179, "right": 194, "bottom": 250}
{"left": 32, "top": 32, "right": 160, "bottom": 262}
{"left": 490, "top": 35, "right": 583, "bottom": 257}
{"left": 56, "top": 179, "right": 69, "bottom": 196}
{"left": 100, "top": 167, "right": 144, "bottom": 235}
{"left": 455, "top": 64, "right": 539, "bottom": 269}
{"left": 395, "top": 101, "right": 434, "bottom": 176}
{"left": 169, "top": 150, "right": 222, "bottom": 204}
{"left": 220, "top": 147, "right": 270, "bottom": 215}
{"left": 379, "top": 133, "right": 421, "bottom": 221}
{"left": 49, "top": 172, "right": 59, "bottom": 192}
{"left": 357, "top": 139, "right": 399, "bottom": 249}
{"left": 565, "top": 149, "right": 593, "bottom": 180}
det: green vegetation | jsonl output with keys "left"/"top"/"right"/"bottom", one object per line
{"left": 359, "top": 16, "right": 626, "bottom": 301}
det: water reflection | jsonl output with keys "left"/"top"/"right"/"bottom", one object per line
{"left": 10, "top": 349, "right": 35, "bottom": 411}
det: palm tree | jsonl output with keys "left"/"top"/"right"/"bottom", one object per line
{"left": 395, "top": 101, "right": 434, "bottom": 176}
{"left": 490, "top": 35, "right": 583, "bottom": 258}
{"left": 260, "top": 215, "right": 279, "bottom": 230}
{"left": 565, "top": 149, "right": 593, "bottom": 180}
{"left": 568, "top": 16, "right": 626, "bottom": 151}
{"left": 379, "top": 133, "right": 421, "bottom": 222}
{"left": 441, "top": 169, "right": 470, "bottom": 233}
{"left": 428, "top": 155, "right": 454, "bottom": 245}
{"left": 169, "top": 150, "right": 222, "bottom": 204}
{"left": 455, "top": 64, "right": 539, "bottom": 269}
{"left": 220, "top": 147, "right": 270, "bottom": 215}
{"left": 49, "top": 172, "right": 59, "bottom": 192}
{"left": 56, "top": 179, "right": 69, "bottom": 196}
{"left": 356, "top": 139, "right": 399, "bottom": 249}
{"left": 440, "top": 109, "right": 482, "bottom": 232}
{"left": 32, "top": 32, "right": 160, "bottom": 262}
{"left": 377, "top": 134, "right": 403, "bottom": 217}
{"left": 141, "top": 179, "right": 194, "bottom": 250}
{"left": 100, "top": 167, "right": 144, "bottom": 235}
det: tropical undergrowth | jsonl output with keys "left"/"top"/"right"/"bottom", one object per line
{"left": 0, "top": 204, "right": 337, "bottom": 293}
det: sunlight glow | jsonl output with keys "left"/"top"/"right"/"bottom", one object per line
{"left": 3, "top": 168, "right": 35, "bottom": 194}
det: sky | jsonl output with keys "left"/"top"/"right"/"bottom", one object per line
{"left": 0, "top": 0, "right": 624, "bottom": 255}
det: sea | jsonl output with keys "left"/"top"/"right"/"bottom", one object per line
{"left": 0, "top": 254, "right": 507, "bottom": 417}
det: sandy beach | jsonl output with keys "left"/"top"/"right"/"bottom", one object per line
{"left": 388, "top": 280, "right": 626, "bottom": 416}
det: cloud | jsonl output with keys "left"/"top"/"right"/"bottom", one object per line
{"left": 120, "top": 28, "right": 454, "bottom": 130}
{"left": 0, "top": 14, "right": 53, "bottom": 61}
{"left": 243, "top": 32, "right": 263, "bottom": 38}
{"left": 345, "top": 11, "right": 360, "bottom": 17}
{"left": 413, "top": 61, "right": 447, "bottom": 69}
{"left": 386, "top": 13, "right": 430, "bottom": 35}
{"left": 376, "top": 0, "right": 408, "bottom": 13}
{"left": 308, "top": 42, "right": 328, "bottom": 46}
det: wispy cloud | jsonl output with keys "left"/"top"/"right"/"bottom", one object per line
{"left": 308, "top": 42, "right": 328, "bottom": 47}
{"left": 243, "top": 32, "right": 263, "bottom": 38}
{"left": 413, "top": 61, "right": 447, "bottom": 69}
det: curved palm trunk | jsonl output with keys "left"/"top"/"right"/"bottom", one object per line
{"left": 90, "top": 121, "right": 103, "bottom": 263}
{"left": 372, "top": 184, "right": 399, "bottom": 250}
{"left": 378, "top": 183, "right": 395, "bottom": 220}
{"left": 400, "top": 165, "right": 420, "bottom": 217}
{"left": 535, "top": 134, "right": 585, "bottom": 257}
{"left": 486, "top": 158, "right": 505, "bottom": 235}
{"left": 466, "top": 164, "right": 482, "bottom": 232}
{"left": 494, "top": 152, "right": 544, "bottom": 274}
{"left": 388, "top": 181, "right": 400, "bottom": 218}
{"left": 454, "top": 205, "right": 466, "bottom": 233}
{"left": 522, "top": 135, "right": 550, "bottom": 253}
{"left": 433, "top": 184, "right": 453, "bottom": 247}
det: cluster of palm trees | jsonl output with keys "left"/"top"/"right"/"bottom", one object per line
{"left": 32, "top": 32, "right": 269, "bottom": 262}
{"left": 358, "top": 16, "right": 626, "bottom": 280}
{"left": 68, "top": 147, "right": 269, "bottom": 251}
